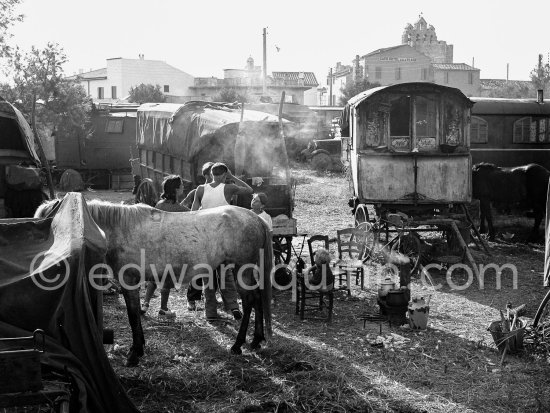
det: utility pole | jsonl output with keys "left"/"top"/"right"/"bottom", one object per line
{"left": 506, "top": 63, "right": 509, "bottom": 82}
{"left": 263, "top": 28, "right": 267, "bottom": 96}
{"left": 328, "top": 67, "right": 333, "bottom": 106}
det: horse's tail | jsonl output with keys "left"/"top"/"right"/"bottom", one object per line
{"left": 260, "top": 222, "right": 273, "bottom": 338}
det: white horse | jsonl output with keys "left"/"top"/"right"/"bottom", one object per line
{"left": 36, "top": 198, "right": 273, "bottom": 366}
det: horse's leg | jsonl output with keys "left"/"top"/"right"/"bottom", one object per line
{"left": 120, "top": 270, "right": 145, "bottom": 367}
{"left": 231, "top": 291, "right": 253, "bottom": 355}
{"left": 250, "top": 290, "right": 265, "bottom": 350}
{"left": 481, "top": 199, "right": 495, "bottom": 240}
{"left": 478, "top": 199, "right": 487, "bottom": 234}
{"left": 529, "top": 208, "right": 544, "bottom": 241}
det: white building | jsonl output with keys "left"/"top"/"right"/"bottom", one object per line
{"left": 67, "top": 56, "right": 195, "bottom": 103}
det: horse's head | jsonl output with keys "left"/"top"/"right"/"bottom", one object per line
{"left": 34, "top": 198, "right": 62, "bottom": 218}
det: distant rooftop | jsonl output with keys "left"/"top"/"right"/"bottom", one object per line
{"left": 66, "top": 67, "right": 107, "bottom": 80}
{"left": 272, "top": 72, "right": 318, "bottom": 87}
{"left": 433, "top": 63, "right": 478, "bottom": 71}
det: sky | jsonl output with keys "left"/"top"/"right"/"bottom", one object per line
{"left": 7, "top": 0, "right": 550, "bottom": 84}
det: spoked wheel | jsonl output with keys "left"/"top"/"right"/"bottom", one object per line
{"left": 388, "top": 232, "right": 422, "bottom": 276}
{"left": 533, "top": 288, "right": 550, "bottom": 329}
{"left": 354, "top": 204, "right": 370, "bottom": 226}
{"left": 273, "top": 236, "right": 292, "bottom": 265}
{"left": 355, "top": 222, "right": 379, "bottom": 262}
{"left": 135, "top": 178, "right": 157, "bottom": 206}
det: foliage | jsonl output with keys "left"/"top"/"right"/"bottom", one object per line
{"left": 339, "top": 78, "right": 380, "bottom": 105}
{"left": 530, "top": 54, "right": 550, "bottom": 93}
{"left": 127, "top": 83, "right": 166, "bottom": 103}
{"left": 0, "top": 0, "right": 24, "bottom": 60}
{"left": 484, "top": 81, "right": 533, "bottom": 98}
{"left": 0, "top": 42, "right": 92, "bottom": 158}
{"left": 213, "top": 87, "right": 250, "bottom": 103}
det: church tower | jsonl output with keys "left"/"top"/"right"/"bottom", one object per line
{"left": 402, "top": 14, "right": 453, "bottom": 63}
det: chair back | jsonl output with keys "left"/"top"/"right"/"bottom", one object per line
{"left": 307, "top": 235, "right": 330, "bottom": 265}
{"left": 336, "top": 227, "right": 367, "bottom": 260}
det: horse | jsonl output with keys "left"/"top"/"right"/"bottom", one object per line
{"left": 35, "top": 198, "right": 273, "bottom": 367}
{"left": 472, "top": 163, "right": 550, "bottom": 241}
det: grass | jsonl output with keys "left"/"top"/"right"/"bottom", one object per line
{"left": 100, "top": 164, "right": 550, "bottom": 412}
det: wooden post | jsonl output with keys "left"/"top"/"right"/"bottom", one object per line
{"left": 450, "top": 220, "right": 480, "bottom": 282}
{"left": 31, "top": 97, "right": 55, "bottom": 199}
{"left": 278, "top": 92, "right": 292, "bottom": 193}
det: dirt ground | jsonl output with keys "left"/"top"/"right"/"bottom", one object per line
{"left": 89, "top": 165, "right": 550, "bottom": 412}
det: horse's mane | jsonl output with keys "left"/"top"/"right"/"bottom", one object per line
{"left": 35, "top": 198, "right": 154, "bottom": 230}
{"left": 86, "top": 199, "right": 153, "bottom": 230}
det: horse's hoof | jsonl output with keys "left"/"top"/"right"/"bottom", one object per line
{"left": 125, "top": 356, "right": 139, "bottom": 367}
{"left": 230, "top": 345, "right": 242, "bottom": 355}
{"left": 250, "top": 341, "right": 262, "bottom": 350}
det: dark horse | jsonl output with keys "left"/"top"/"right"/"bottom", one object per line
{"left": 36, "top": 199, "right": 273, "bottom": 366}
{"left": 472, "top": 163, "right": 550, "bottom": 241}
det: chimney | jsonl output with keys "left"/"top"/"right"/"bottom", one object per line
{"left": 537, "top": 89, "right": 544, "bottom": 104}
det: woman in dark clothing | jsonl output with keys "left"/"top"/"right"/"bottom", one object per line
{"left": 141, "top": 175, "right": 188, "bottom": 318}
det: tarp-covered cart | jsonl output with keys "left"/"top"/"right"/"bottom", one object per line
{"left": 134, "top": 101, "right": 297, "bottom": 264}
{"left": 0, "top": 193, "right": 138, "bottom": 412}
{"left": 0, "top": 99, "right": 54, "bottom": 218}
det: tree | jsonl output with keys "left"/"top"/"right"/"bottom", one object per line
{"left": 1, "top": 42, "right": 92, "bottom": 160}
{"left": 214, "top": 88, "right": 249, "bottom": 103}
{"left": 530, "top": 54, "right": 550, "bottom": 94}
{"left": 339, "top": 78, "right": 380, "bottom": 106}
{"left": 128, "top": 84, "right": 166, "bottom": 103}
{"left": 485, "top": 82, "right": 533, "bottom": 99}
{"left": 0, "top": 0, "right": 24, "bottom": 60}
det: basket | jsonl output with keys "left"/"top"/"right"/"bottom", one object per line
{"left": 0, "top": 330, "right": 45, "bottom": 394}
{"left": 487, "top": 320, "right": 525, "bottom": 354}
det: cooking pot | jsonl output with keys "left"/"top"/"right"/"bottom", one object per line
{"left": 378, "top": 277, "right": 396, "bottom": 298}
{"left": 386, "top": 289, "right": 408, "bottom": 307}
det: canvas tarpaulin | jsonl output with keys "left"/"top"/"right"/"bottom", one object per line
{"left": 0, "top": 193, "right": 138, "bottom": 412}
{"left": 0, "top": 100, "right": 41, "bottom": 166}
{"left": 137, "top": 101, "right": 281, "bottom": 163}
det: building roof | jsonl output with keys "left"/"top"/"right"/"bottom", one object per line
{"left": 271, "top": 72, "right": 319, "bottom": 87}
{"left": 66, "top": 67, "right": 107, "bottom": 80}
{"left": 433, "top": 63, "right": 478, "bottom": 71}
{"left": 363, "top": 45, "right": 406, "bottom": 58}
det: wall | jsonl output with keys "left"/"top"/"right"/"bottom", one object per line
{"left": 433, "top": 69, "right": 481, "bottom": 96}
{"left": 364, "top": 45, "right": 433, "bottom": 86}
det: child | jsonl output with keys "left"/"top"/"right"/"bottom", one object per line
{"left": 305, "top": 248, "right": 334, "bottom": 290}
{"left": 251, "top": 192, "right": 272, "bottom": 231}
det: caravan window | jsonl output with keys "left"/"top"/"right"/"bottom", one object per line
{"left": 105, "top": 119, "right": 124, "bottom": 134}
{"left": 443, "top": 97, "right": 465, "bottom": 145}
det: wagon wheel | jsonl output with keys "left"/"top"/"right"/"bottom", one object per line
{"left": 311, "top": 152, "right": 332, "bottom": 172}
{"left": 388, "top": 232, "right": 422, "bottom": 276}
{"left": 355, "top": 221, "right": 379, "bottom": 262}
{"left": 273, "top": 236, "right": 292, "bottom": 265}
{"left": 354, "top": 204, "right": 370, "bottom": 226}
{"left": 135, "top": 178, "right": 158, "bottom": 206}
{"left": 533, "top": 288, "right": 550, "bottom": 329}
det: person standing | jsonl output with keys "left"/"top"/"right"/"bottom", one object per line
{"left": 192, "top": 162, "right": 253, "bottom": 320}
{"left": 141, "top": 175, "right": 188, "bottom": 318}
{"left": 250, "top": 192, "right": 273, "bottom": 231}
{"left": 181, "top": 162, "right": 214, "bottom": 310}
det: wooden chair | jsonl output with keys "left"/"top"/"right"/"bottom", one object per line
{"left": 307, "top": 234, "right": 330, "bottom": 265}
{"left": 294, "top": 235, "right": 334, "bottom": 322}
{"left": 334, "top": 227, "right": 366, "bottom": 295}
